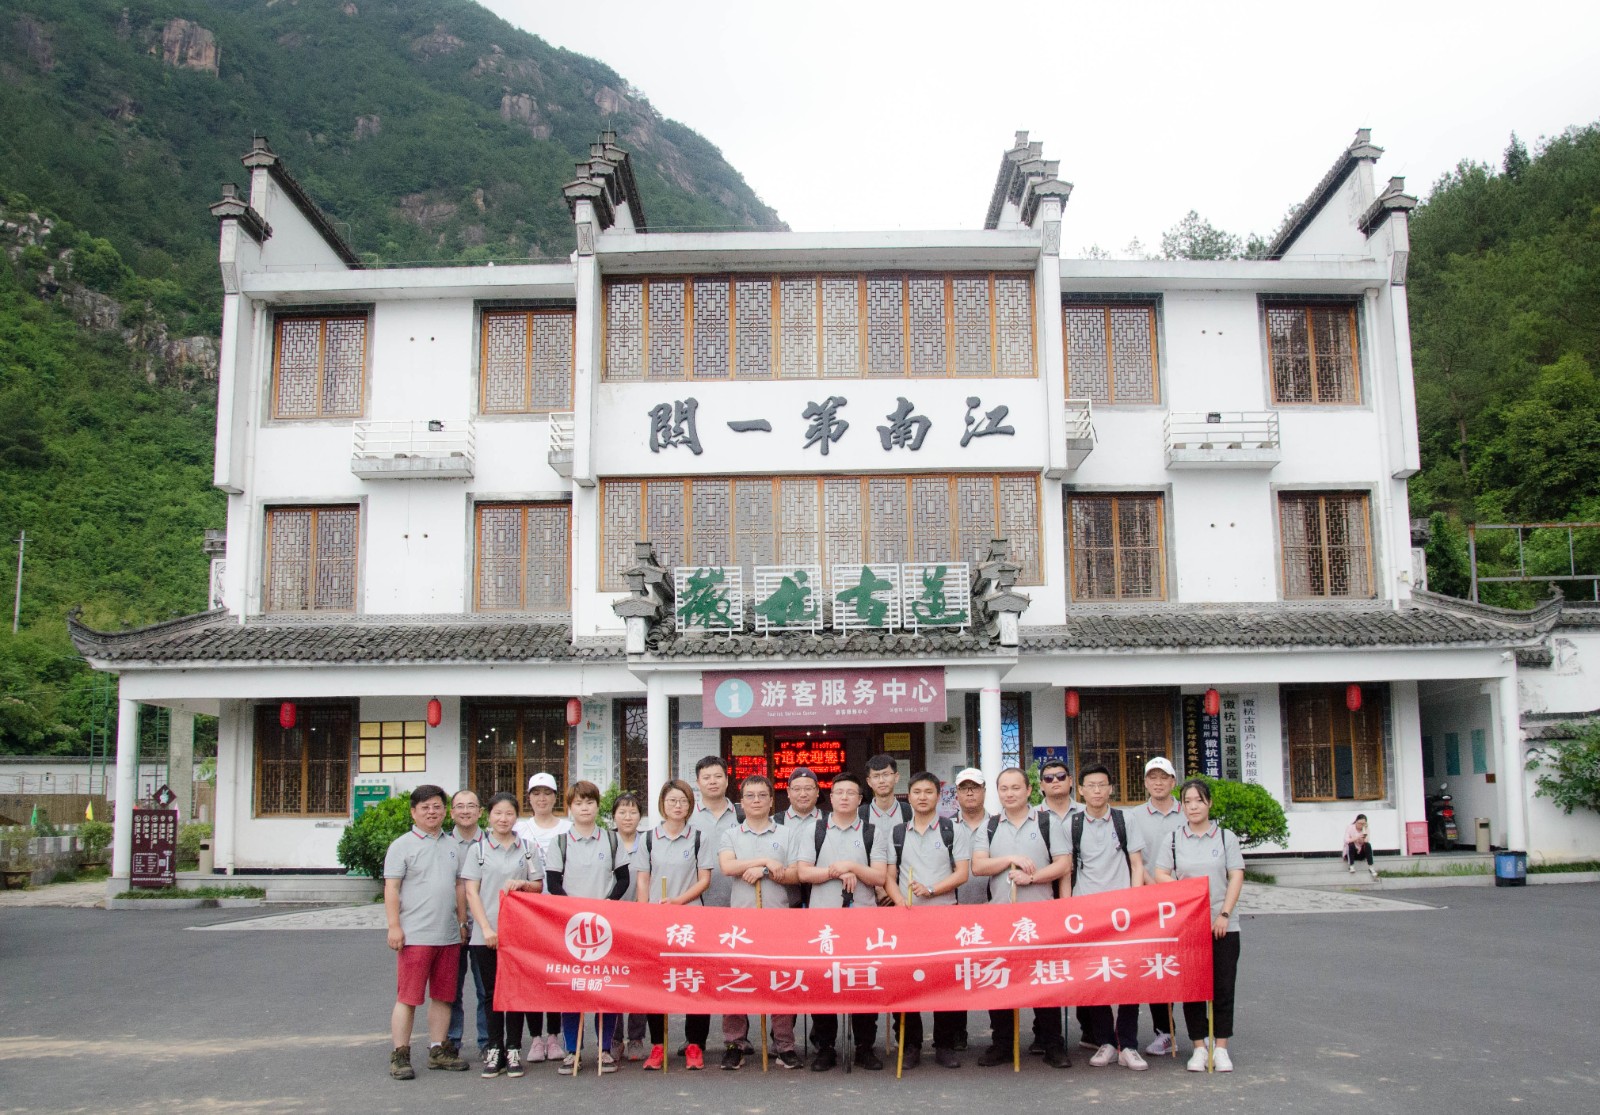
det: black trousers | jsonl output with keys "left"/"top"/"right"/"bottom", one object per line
{"left": 1085, "top": 1003, "right": 1139, "bottom": 1050}
{"left": 467, "top": 946, "right": 525, "bottom": 1051}
{"left": 1182, "top": 932, "right": 1240, "bottom": 1041}
{"left": 1346, "top": 841, "right": 1374, "bottom": 866}
{"left": 812, "top": 1013, "right": 878, "bottom": 1052}
{"left": 1147, "top": 1002, "right": 1173, "bottom": 1035}
{"left": 991, "top": 1005, "right": 1061, "bottom": 1050}
{"left": 899, "top": 1010, "right": 962, "bottom": 1051}
{"left": 645, "top": 1013, "right": 710, "bottom": 1047}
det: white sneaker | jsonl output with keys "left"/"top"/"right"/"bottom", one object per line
{"left": 1369, "top": 866, "right": 1379, "bottom": 879}
{"left": 1348, "top": 863, "right": 1356, "bottom": 874}
{"left": 1090, "top": 1043, "right": 1118, "bottom": 1067}
{"left": 1213, "top": 1047, "right": 1233, "bottom": 1072}
{"left": 557, "top": 1054, "right": 577, "bottom": 1076}
{"left": 1146, "top": 1032, "right": 1174, "bottom": 1057}
{"left": 1187, "top": 1045, "right": 1209, "bottom": 1072}
{"left": 598, "top": 1052, "right": 618, "bottom": 1074}
{"left": 525, "top": 1039, "right": 546, "bottom": 1064}
{"left": 545, "top": 1034, "right": 565, "bottom": 1061}
{"left": 1118, "top": 1047, "right": 1149, "bottom": 1071}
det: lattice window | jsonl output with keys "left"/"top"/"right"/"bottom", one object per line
{"left": 617, "top": 700, "right": 649, "bottom": 795}
{"left": 952, "top": 277, "right": 993, "bottom": 375}
{"left": 865, "top": 277, "right": 906, "bottom": 376}
{"left": 734, "top": 278, "right": 774, "bottom": 378}
{"left": 1285, "top": 686, "right": 1385, "bottom": 801}
{"left": 778, "top": 478, "right": 819, "bottom": 567}
{"left": 1063, "top": 304, "right": 1158, "bottom": 404}
{"left": 779, "top": 278, "right": 818, "bottom": 378}
{"left": 467, "top": 701, "right": 570, "bottom": 806}
{"left": 693, "top": 279, "right": 730, "bottom": 378}
{"left": 481, "top": 309, "right": 574, "bottom": 412}
{"left": 646, "top": 482, "right": 687, "bottom": 573}
{"left": 910, "top": 477, "right": 952, "bottom": 563}
{"left": 474, "top": 503, "right": 570, "bottom": 611}
{"left": 605, "top": 281, "right": 645, "bottom": 380}
{"left": 868, "top": 478, "right": 909, "bottom": 565}
{"left": 264, "top": 506, "right": 358, "bottom": 613}
{"left": 1280, "top": 492, "right": 1373, "bottom": 598}
{"left": 273, "top": 314, "right": 367, "bottom": 419}
{"left": 734, "top": 479, "right": 776, "bottom": 575}
{"left": 648, "top": 280, "right": 687, "bottom": 380}
{"left": 1068, "top": 692, "right": 1174, "bottom": 805}
{"left": 993, "top": 276, "right": 1035, "bottom": 376}
{"left": 907, "top": 277, "right": 947, "bottom": 375}
{"left": 690, "top": 480, "right": 734, "bottom": 566}
{"left": 955, "top": 476, "right": 997, "bottom": 569}
{"left": 1266, "top": 304, "right": 1360, "bottom": 404}
{"left": 255, "top": 704, "right": 351, "bottom": 816}
{"left": 823, "top": 478, "right": 864, "bottom": 570}
{"left": 601, "top": 481, "right": 642, "bottom": 596}
{"left": 1068, "top": 494, "right": 1166, "bottom": 601}
{"left": 821, "top": 277, "right": 861, "bottom": 376}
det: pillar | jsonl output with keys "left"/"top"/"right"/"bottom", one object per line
{"left": 647, "top": 673, "right": 669, "bottom": 818}
{"left": 978, "top": 672, "right": 1003, "bottom": 813}
{"left": 1492, "top": 672, "right": 1527, "bottom": 853}
{"left": 213, "top": 701, "right": 240, "bottom": 874}
{"left": 168, "top": 709, "right": 195, "bottom": 822}
{"left": 111, "top": 695, "right": 140, "bottom": 885}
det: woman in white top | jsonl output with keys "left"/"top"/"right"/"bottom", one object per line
{"left": 509, "top": 771, "right": 569, "bottom": 1061}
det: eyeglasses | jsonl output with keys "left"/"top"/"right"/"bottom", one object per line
{"left": 1039, "top": 773, "right": 1069, "bottom": 784}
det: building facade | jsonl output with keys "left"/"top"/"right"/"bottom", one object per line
{"left": 75, "top": 130, "right": 1583, "bottom": 878}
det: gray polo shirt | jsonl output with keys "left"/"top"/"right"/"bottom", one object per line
{"left": 642, "top": 825, "right": 714, "bottom": 903}
{"left": 796, "top": 816, "right": 876, "bottom": 910}
{"left": 776, "top": 808, "right": 822, "bottom": 908}
{"left": 1128, "top": 800, "right": 1185, "bottom": 865}
{"left": 459, "top": 834, "right": 542, "bottom": 945}
{"left": 955, "top": 814, "right": 992, "bottom": 906}
{"left": 1071, "top": 809, "right": 1133, "bottom": 896}
{"left": 873, "top": 816, "right": 972, "bottom": 907}
{"left": 383, "top": 827, "right": 462, "bottom": 946}
{"left": 719, "top": 819, "right": 788, "bottom": 909}
{"left": 974, "top": 810, "right": 1066, "bottom": 904}
{"left": 689, "top": 802, "right": 742, "bottom": 907}
{"left": 544, "top": 827, "right": 626, "bottom": 901}
{"left": 617, "top": 833, "right": 644, "bottom": 902}
{"left": 448, "top": 825, "right": 484, "bottom": 862}
{"left": 1153, "top": 822, "right": 1244, "bottom": 935}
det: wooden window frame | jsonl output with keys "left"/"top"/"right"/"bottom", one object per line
{"left": 1285, "top": 685, "right": 1386, "bottom": 802}
{"left": 1264, "top": 303, "right": 1362, "bottom": 405}
{"left": 1062, "top": 302, "right": 1160, "bottom": 404}
{"left": 1278, "top": 491, "right": 1375, "bottom": 600}
{"left": 479, "top": 308, "right": 576, "bottom": 414}
{"left": 263, "top": 505, "right": 360, "bottom": 614}
{"left": 1066, "top": 493, "right": 1167, "bottom": 602}
{"left": 1066, "top": 691, "right": 1176, "bottom": 807}
{"left": 253, "top": 702, "right": 353, "bottom": 818}
{"left": 465, "top": 700, "right": 573, "bottom": 812}
{"left": 472, "top": 502, "right": 572, "bottom": 612}
{"left": 270, "top": 312, "right": 369, "bottom": 420}
{"left": 601, "top": 272, "right": 1036, "bottom": 381}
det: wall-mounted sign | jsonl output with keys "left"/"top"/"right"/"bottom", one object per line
{"left": 704, "top": 667, "right": 946, "bottom": 728}
{"left": 772, "top": 737, "right": 846, "bottom": 791}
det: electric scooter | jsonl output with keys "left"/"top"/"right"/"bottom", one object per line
{"left": 1426, "top": 783, "right": 1459, "bottom": 851}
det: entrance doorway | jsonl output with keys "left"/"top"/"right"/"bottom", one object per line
{"left": 721, "top": 724, "right": 926, "bottom": 811}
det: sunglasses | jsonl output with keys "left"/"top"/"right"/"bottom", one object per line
{"left": 1039, "top": 772, "right": 1070, "bottom": 784}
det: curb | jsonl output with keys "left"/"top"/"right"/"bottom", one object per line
{"left": 105, "top": 896, "right": 266, "bottom": 910}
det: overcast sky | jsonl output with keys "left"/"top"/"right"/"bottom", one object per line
{"left": 479, "top": 0, "right": 1600, "bottom": 253}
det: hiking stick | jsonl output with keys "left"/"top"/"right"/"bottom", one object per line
{"left": 1206, "top": 1000, "right": 1215, "bottom": 1073}
{"left": 1170, "top": 1003, "right": 1178, "bottom": 1059}
{"left": 757, "top": 879, "right": 768, "bottom": 1073}
{"left": 597, "top": 1013, "right": 605, "bottom": 1078}
{"left": 573, "top": 1013, "right": 583, "bottom": 1078}
{"left": 1011, "top": 879, "right": 1020, "bottom": 1072}
{"left": 897, "top": 868, "right": 912, "bottom": 1079}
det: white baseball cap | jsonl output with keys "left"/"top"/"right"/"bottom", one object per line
{"left": 526, "top": 773, "right": 558, "bottom": 792}
{"left": 1144, "top": 757, "right": 1177, "bottom": 777}
{"left": 955, "top": 767, "right": 986, "bottom": 787}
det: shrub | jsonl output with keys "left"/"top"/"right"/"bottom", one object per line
{"left": 177, "top": 822, "right": 212, "bottom": 864}
{"left": 78, "top": 819, "right": 113, "bottom": 863}
{"left": 1199, "top": 777, "right": 1289, "bottom": 849}
{"left": 337, "top": 795, "right": 414, "bottom": 879}
{"left": 1526, "top": 722, "right": 1600, "bottom": 815}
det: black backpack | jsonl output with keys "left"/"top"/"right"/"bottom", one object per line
{"left": 1069, "top": 808, "right": 1131, "bottom": 894}
{"left": 891, "top": 818, "right": 957, "bottom": 899}
{"left": 989, "top": 809, "right": 1059, "bottom": 896}
{"left": 804, "top": 818, "right": 876, "bottom": 908}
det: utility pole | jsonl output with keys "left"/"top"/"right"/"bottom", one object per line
{"left": 11, "top": 530, "right": 24, "bottom": 634}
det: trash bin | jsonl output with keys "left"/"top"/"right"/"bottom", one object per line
{"left": 197, "top": 839, "right": 214, "bottom": 876}
{"left": 1494, "top": 850, "right": 1527, "bottom": 888}
{"left": 1475, "top": 818, "right": 1491, "bottom": 854}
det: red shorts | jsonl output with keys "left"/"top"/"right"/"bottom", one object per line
{"left": 396, "top": 944, "right": 459, "bottom": 1007}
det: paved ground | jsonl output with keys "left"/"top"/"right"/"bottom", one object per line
{"left": 2, "top": 884, "right": 1598, "bottom": 1113}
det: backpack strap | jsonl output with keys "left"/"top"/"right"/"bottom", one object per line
{"left": 987, "top": 814, "right": 1001, "bottom": 841}
{"left": 1111, "top": 808, "right": 1131, "bottom": 878}
{"left": 644, "top": 830, "right": 653, "bottom": 860}
{"left": 606, "top": 828, "right": 619, "bottom": 868}
{"left": 734, "top": 803, "right": 746, "bottom": 823}
{"left": 1070, "top": 811, "right": 1085, "bottom": 893}
{"left": 556, "top": 832, "right": 567, "bottom": 869}
{"left": 892, "top": 822, "right": 907, "bottom": 876}
{"left": 939, "top": 817, "right": 956, "bottom": 872}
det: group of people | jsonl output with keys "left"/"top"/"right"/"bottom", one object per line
{"left": 381, "top": 753, "right": 1246, "bottom": 1081}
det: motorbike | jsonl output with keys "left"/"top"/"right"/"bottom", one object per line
{"left": 1426, "top": 783, "right": 1459, "bottom": 851}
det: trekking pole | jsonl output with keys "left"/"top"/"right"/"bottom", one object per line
{"left": 1011, "top": 879, "right": 1020, "bottom": 1072}
{"left": 1206, "top": 1000, "right": 1215, "bottom": 1073}
{"left": 574, "top": 1013, "right": 584, "bottom": 1078}
{"left": 662, "top": 877, "right": 670, "bottom": 1075}
{"left": 597, "top": 1013, "right": 605, "bottom": 1078}
{"left": 1170, "top": 1003, "right": 1178, "bottom": 1059}
{"left": 897, "top": 868, "right": 912, "bottom": 1079}
{"left": 757, "top": 879, "right": 769, "bottom": 1073}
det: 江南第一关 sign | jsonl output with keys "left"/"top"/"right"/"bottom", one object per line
{"left": 702, "top": 667, "right": 945, "bottom": 727}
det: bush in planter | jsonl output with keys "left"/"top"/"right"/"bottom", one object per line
{"left": 177, "top": 822, "right": 212, "bottom": 866}
{"left": 78, "top": 819, "right": 113, "bottom": 864}
{"left": 336, "top": 796, "right": 415, "bottom": 879}
{"left": 1198, "top": 777, "right": 1290, "bottom": 850}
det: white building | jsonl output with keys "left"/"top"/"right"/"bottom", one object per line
{"left": 74, "top": 129, "right": 1591, "bottom": 881}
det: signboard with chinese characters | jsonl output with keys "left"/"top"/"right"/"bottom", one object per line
{"left": 1180, "top": 696, "right": 1223, "bottom": 780}
{"left": 674, "top": 566, "right": 743, "bottom": 632}
{"left": 703, "top": 668, "right": 946, "bottom": 728}
{"left": 131, "top": 808, "right": 178, "bottom": 889}
{"left": 771, "top": 737, "right": 846, "bottom": 791}
{"left": 1239, "top": 695, "right": 1260, "bottom": 783}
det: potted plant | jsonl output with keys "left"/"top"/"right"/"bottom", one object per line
{"left": 78, "top": 819, "right": 114, "bottom": 870}
{"left": 2, "top": 828, "right": 35, "bottom": 889}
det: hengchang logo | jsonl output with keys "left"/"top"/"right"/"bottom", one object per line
{"left": 564, "top": 912, "right": 614, "bottom": 961}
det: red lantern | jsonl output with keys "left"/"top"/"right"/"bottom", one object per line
{"left": 1346, "top": 684, "right": 1363, "bottom": 713}
{"left": 1064, "top": 689, "right": 1080, "bottom": 718}
{"left": 566, "top": 697, "right": 583, "bottom": 727}
{"left": 426, "top": 698, "right": 443, "bottom": 728}
{"left": 278, "top": 701, "right": 297, "bottom": 730}
{"left": 1203, "top": 688, "right": 1221, "bottom": 717}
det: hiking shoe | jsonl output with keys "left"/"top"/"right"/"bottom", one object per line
{"left": 545, "top": 1034, "right": 565, "bottom": 1061}
{"left": 505, "top": 1048, "right": 524, "bottom": 1078}
{"left": 685, "top": 1043, "right": 705, "bottom": 1070}
{"left": 428, "top": 1043, "right": 469, "bottom": 1071}
{"left": 643, "top": 1044, "right": 665, "bottom": 1071}
{"left": 954, "top": 1035, "right": 968, "bottom": 1052}
{"left": 557, "top": 1054, "right": 577, "bottom": 1075}
{"left": 934, "top": 1047, "right": 960, "bottom": 1069}
{"left": 599, "top": 1052, "right": 618, "bottom": 1074}
{"left": 977, "top": 1045, "right": 1011, "bottom": 1067}
{"left": 1119, "top": 1048, "right": 1149, "bottom": 1071}
{"left": 1146, "top": 1032, "right": 1174, "bottom": 1057}
{"left": 721, "top": 1045, "right": 744, "bottom": 1071}
{"left": 776, "top": 1048, "right": 803, "bottom": 1070}
{"left": 389, "top": 1046, "right": 415, "bottom": 1080}
{"left": 1090, "top": 1043, "right": 1118, "bottom": 1067}
{"left": 810, "top": 1048, "right": 838, "bottom": 1072}
{"left": 1187, "top": 1045, "right": 1209, "bottom": 1072}
{"left": 481, "top": 1048, "right": 504, "bottom": 1077}
{"left": 624, "top": 1039, "right": 647, "bottom": 1062}
{"left": 855, "top": 1046, "right": 884, "bottom": 1071}
{"left": 1043, "top": 1045, "right": 1072, "bottom": 1069}
{"left": 901, "top": 1045, "right": 921, "bottom": 1070}
{"left": 1213, "top": 1047, "right": 1233, "bottom": 1072}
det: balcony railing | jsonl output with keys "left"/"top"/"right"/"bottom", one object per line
{"left": 1063, "top": 398, "right": 1097, "bottom": 470}
{"left": 547, "top": 412, "right": 574, "bottom": 476}
{"left": 351, "top": 419, "right": 475, "bottom": 479}
{"left": 1164, "top": 410, "right": 1281, "bottom": 469}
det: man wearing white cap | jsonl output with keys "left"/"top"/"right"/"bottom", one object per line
{"left": 511, "top": 772, "right": 570, "bottom": 1061}
{"left": 1129, "top": 756, "right": 1185, "bottom": 1056}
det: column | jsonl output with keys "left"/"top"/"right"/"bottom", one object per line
{"left": 978, "top": 672, "right": 1003, "bottom": 813}
{"left": 168, "top": 710, "right": 195, "bottom": 822}
{"left": 1493, "top": 672, "right": 1527, "bottom": 853}
{"left": 646, "top": 673, "right": 669, "bottom": 818}
{"left": 213, "top": 701, "right": 239, "bottom": 874}
{"left": 111, "top": 695, "right": 140, "bottom": 884}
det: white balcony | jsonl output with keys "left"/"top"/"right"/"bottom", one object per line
{"left": 547, "top": 412, "right": 574, "bottom": 477}
{"left": 1063, "top": 398, "right": 1097, "bottom": 470}
{"left": 351, "top": 419, "right": 475, "bottom": 480}
{"left": 1164, "top": 410, "right": 1281, "bottom": 469}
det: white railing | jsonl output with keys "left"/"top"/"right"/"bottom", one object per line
{"left": 351, "top": 419, "right": 475, "bottom": 478}
{"left": 1164, "top": 410, "right": 1281, "bottom": 469}
{"left": 1064, "top": 397, "right": 1097, "bottom": 443}
{"left": 547, "top": 412, "right": 575, "bottom": 475}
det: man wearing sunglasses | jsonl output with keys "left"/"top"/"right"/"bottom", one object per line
{"left": 1034, "top": 758, "right": 1086, "bottom": 1056}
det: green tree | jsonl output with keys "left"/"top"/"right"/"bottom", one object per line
{"left": 1526, "top": 722, "right": 1600, "bottom": 815}
{"left": 1474, "top": 353, "right": 1600, "bottom": 521}
{"left": 1199, "top": 777, "right": 1289, "bottom": 849}
{"left": 1160, "top": 210, "right": 1243, "bottom": 260}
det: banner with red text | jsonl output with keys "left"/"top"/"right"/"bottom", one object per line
{"left": 496, "top": 879, "right": 1214, "bottom": 1014}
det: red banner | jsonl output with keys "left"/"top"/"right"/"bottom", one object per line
{"left": 496, "top": 878, "right": 1214, "bottom": 1014}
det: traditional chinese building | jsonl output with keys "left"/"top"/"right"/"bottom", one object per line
{"left": 72, "top": 129, "right": 1597, "bottom": 880}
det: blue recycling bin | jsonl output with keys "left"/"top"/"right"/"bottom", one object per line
{"left": 1494, "top": 850, "right": 1527, "bottom": 887}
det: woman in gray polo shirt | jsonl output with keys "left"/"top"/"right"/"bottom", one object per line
{"left": 1153, "top": 779, "right": 1245, "bottom": 1073}
{"left": 462, "top": 792, "right": 543, "bottom": 1078}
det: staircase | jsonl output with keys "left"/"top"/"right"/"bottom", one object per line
{"left": 1249, "top": 852, "right": 1496, "bottom": 889}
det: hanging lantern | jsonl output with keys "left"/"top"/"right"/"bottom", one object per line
{"left": 1203, "top": 688, "right": 1221, "bottom": 717}
{"left": 1064, "top": 689, "right": 1080, "bottom": 718}
{"left": 566, "top": 697, "right": 583, "bottom": 727}
{"left": 278, "top": 701, "right": 297, "bottom": 730}
{"left": 1346, "top": 684, "right": 1363, "bottom": 713}
{"left": 426, "top": 698, "right": 443, "bottom": 728}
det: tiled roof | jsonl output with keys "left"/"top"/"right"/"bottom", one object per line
{"left": 642, "top": 624, "right": 1004, "bottom": 662}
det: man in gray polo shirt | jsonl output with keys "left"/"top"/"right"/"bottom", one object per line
{"left": 1035, "top": 757, "right": 1085, "bottom": 1054}
{"left": 775, "top": 766, "right": 823, "bottom": 910}
{"left": 971, "top": 767, "right": 1071, "bottom": 1069}
{"left": 1071, "top": 764, "right": 1148, "bottom": 1071}
{"left": 689, "top": 756, "right": 741, "bottom": 909}
{"left": 879, "top": 770, "right": 971, "bottom": 1069}
{"left": 1127, "top": 755, "right": 1186, "bottom": 1056}
{"left": 951, "top": 767, "right": 991, "bottom": 1052}
{"left": 383, "top": 784, "right": 471, "bottom": 1079}
{"left": 445, "top": 789, "right": 485, "bottom": 1061}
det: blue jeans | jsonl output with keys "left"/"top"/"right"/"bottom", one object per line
{"left": 562, "top": 1012, "right": 620, "bottom": 1054}
{"left": 447, "top": 943, "right": 488, "bottom": 1049}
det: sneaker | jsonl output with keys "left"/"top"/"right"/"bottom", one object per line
{"left": 505, "top": 1048, "right": 524, "bottom": 1078}
{"left": 525, "top": 1037, "right": 546, "bottom": 1063}
{"left": 599, "top": 1052, "right": 618, "bottom": 1074}
{"left": 934, "top": 1047, "right": 961, "bottom": 1069}
{"left": 1119, "top": 1048, "right": 1149, "bottom": 1071}
{"left": 557, "top": 1054, "right": 577, "bottom": 1075}
{"left": 1146, "top": 1032, "right": 1174, "bottom": 1057}
{"left": 389, "top": 1046, "right": 415, "bottom": 1080}
{"left": 809, "top": 1047, "right": 838, "bottom": 1072}
{"left": 855, "top": 1046, "right": 884, "bottom": 1071}
{"left": 610, "top": 1039, "right": 623, "bottom": 1062}
{"left": 954, "top": 1035, "right": 968, "bottom": 1052}
{"left": 428, "top": 1043, "right": 469, "bottom": 1071}
{"left": 776, "top": 1048, "right": 803, "bottom": 1070}
{"left": 1089, "top": 1043, "right": 1117, "bottom": 1067}
{"left": 624, "top": 1039, "right": 647, "bottom": 1062}
{"left": 1212, "top": 1047, "right": 1233, "bottom": 1072}
{"left": 481, "top": 1048, "right": 505, "bottom": 1078}
{"left": 976, "top": 1045, "right": 1011, "bottom": 1067}
{"left": 1029, "top": 1038, "right": 1047, "bottom": 1055}
{"left": 685, "top": 1043, "right": 705, "bottom": 1070}
{"left": 643, "top": 1044, "right": 665, "bottom": 1071}
{"left": 545, "top": 1034, "right": 565, "bottom": 1062}
{"left": 1187, "top": 1045, "right": 1210, "bottom": 1072}
{"left": 1370, "top": 866, "right": 1379, "bottom": 879}
{"left": 1043, "top": 1045, "right": 1072, "bottom": 1069}
{"left": 721, "top": 1046, "right": 744, "bottom": 1071}
{"left": 901, "top": 1045, "right": 921, "bottom": 1070}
